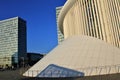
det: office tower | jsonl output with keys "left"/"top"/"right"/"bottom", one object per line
{"left": 56, "top": 6, "right": 64, "bottom": 44}
{"left": 0, "top": 17, "right": 27, "bottom": 67}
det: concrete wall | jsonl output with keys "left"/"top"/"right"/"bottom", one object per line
{"left": 59, "top": 0, "right": 120, "bottom": 48}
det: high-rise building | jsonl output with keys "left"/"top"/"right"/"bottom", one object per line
{"left": 56, "top": 6, "right": 64, "bottom": 44}
{"left": 0, "top": 17, "right": 27, "bottom": 67}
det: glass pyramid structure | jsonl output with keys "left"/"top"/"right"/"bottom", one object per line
{"left": 37, "top": 64, "right": 84, "bottom": 77}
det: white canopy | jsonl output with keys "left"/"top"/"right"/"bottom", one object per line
{"left": 23, "top": 36, "right": 120, "bottom": 77}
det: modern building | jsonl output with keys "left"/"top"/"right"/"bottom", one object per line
{"left": 23, "top": 0, "right": 120, "bottom": 78}
{"left": 0, "top": 17, "right": 27, "bottom": 68}
{"left": 56, "top": 6, "right": 64, "bottom": 44}
{"left": 58, "top": 0, "right": 120, "bottom": 48}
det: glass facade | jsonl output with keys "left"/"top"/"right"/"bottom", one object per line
{"left": 37, "top": 64, "right": 84, "bottom": 77}
{"left": 56, "top": 6, "right": 64, "bottom": 44}
{"left": 0, "top": 17, "right": 26, "bottom": 67}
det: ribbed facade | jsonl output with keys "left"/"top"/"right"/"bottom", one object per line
{"left": 23, "top": 0, "right": 120, "bottom": 77}
{"left": 62, "top": 0, "right": 119, "bottom": 48}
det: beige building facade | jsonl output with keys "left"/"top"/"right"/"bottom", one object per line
{"left": 23, "top": 36, "right": 120, "bottom": 77}
{"left": 23, "top": 0, "right": 120, "bottom": 77}
{"left": 58, "top": 0, "right": 120, "bottom": 48}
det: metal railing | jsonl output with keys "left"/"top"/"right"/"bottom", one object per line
{"left": 24, "top": 64, "right": 120, "bottom": 77}
{"left": 77, "top": 64, "right": 120, "bottom": 76}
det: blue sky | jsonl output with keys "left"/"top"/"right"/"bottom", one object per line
{"left": 0, "top": 0, "right": 66, "bottom": 54}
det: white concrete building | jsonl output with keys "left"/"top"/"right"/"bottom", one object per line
{"left": 23, "top": 0, "right": 120, "bottom": 77}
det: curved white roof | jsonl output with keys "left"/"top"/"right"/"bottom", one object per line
{"left": 24, "top": 36, "right": 120, "bottom": 77}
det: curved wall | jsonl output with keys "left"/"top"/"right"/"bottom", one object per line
{"left": 23, "top": 36, "right": 120, "bottom": 77}
{"left": 23, "top": 0, "right": 120, "bottom": 77}
{"left": 59, "top": 0, "right": 120, "bottom": 48}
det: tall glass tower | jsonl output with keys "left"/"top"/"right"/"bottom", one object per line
{"left": 56, "top": 6, "right": 64, "bottom": 44}
{"left": 0, "top": 17, "right": 27, "bottom": 67}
